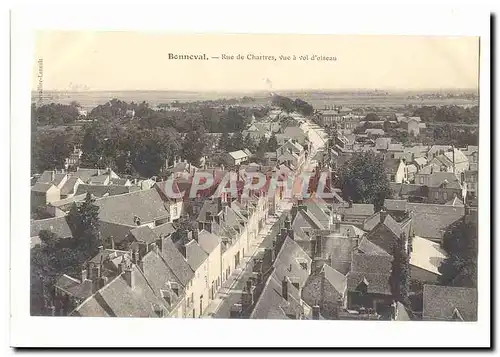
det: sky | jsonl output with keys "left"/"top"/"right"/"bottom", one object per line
{"left": 32, "top": 32, "right": 480, "bottom": 92}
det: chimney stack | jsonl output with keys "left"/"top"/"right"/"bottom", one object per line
{"left": 282, "top": 276, "right": 288, "bottom": 301}
{"left": 312, "top": 305, "right": 320, "bottom": 320}
{"left": 123, "top": 267, "right": 134, "bottom": 289}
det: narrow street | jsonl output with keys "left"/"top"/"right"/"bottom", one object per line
{"left": 202, "top": 200, "right": 293, "bottom": 318}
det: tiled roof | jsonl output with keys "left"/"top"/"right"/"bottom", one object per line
{"left": 384, "top": 199, "right": 407, "bottom": 211}
{"left": 341, "top": 203, "right": 375, "bottom": 216}
{"left": 356, "top": 236, "right": 391, "bottom": 256}
{"left": 160, "top": 237, "right": 194, "bottom": 286}
{"left": 351, "top": 252, "right": 392, "bottom": 275}
{"left": 184, "top": 240, "right": 208, "bottom": 271}
{"left": 414, "top": 157, "right": 428, "bottom": 167}
{"left": 363, "top": 212, "right": 381, "bottom": 231}
{"left": 151, "top": 222, "right": 176, "bottom": 237}
{"left": 423, "top": 285, "right": 477, "bottom": 321}
{"left": 197, "top": 229, "right": 220, "bottom": 254}
{"left": 30, "top": 216, "right": 72, "bottom": 239}
{"left": 427, "top": 172, "right": 462, "bottom": 189}
{"left": 250, "top": 271, "right": 304, "bottom": 320}
{"left": 72, "top": 266, "right": 166, "bottom": 317}
{"left": 346, "top": 272, "right": 391, "bottom": 295}
{"left": 321, "top": 264, "right": 347, "bottom": 296}
{"left": 60, "top": 177, "right": 82, "bottom": 195}
{"left": 129, "top": 226, "right": 159, "bottom": 244}
{"left": 273, "top": 237, "right": 312, "bottom": 284}
{"left": 75, "top": 184, "right": 134, "bottom": 198}
{"left": 94, "top": 189, "right": 169, "bottom": 226}
{"left": 32, "top": 182, "right": 56, "bottom": 193}
{"left": 55, "top": 274, "right": 93, "bottom": 300}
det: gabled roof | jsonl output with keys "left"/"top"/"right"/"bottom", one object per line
{"left": 71, "top": 265, "right": 166, "bottom": 317}
{"left": 414, "top": 157, "right": 428, "bottom": 167}
{"left": 321, "top": 264, "right": 347, "bottom": 296}
{"left": 341, "top": 203, "right": 375, "bottom": 216}
{"left": 184, "top": 239, "right": 208, "bottom": 271}
{"left": 228, "top": 150, "right": 250, "bottom": 160}
{"left": 351, "top": 252, "right": 392, "bottom": 275}
{"left": 160, "top": 237, "right": 194, "bottom": 286}
{"left": 356, "top": 236, "right": 391, "bottom": 256}
{"left": 152, "top": 222, "right": 176, "bottom": 238}
{"left": 273, "top": 237, "right": 312, "bottom": 284}
{"left": 75, "top": 184, "right": 135, "bottom": 198}
{"left": 346, "top": 272, "right": 391, "bottom": 295}
{"left": 423, "top": 285, "right": 477, "bottom": 321}
{"left": 250, "top": 271, "right": 305, "bottom": 320}
{"left": 55, "top": 274, "right": 93, "bottom": 300}
{"left": 197, "top": 229, "right": 220, "bottom": 254}
{"left": 60, "top": 177, "right": 83, "bottom": 196}
{"left": 427, "top": 172, "right": 462, "bottom": 189}
{"left": 32, "top": 182, "right": 57, "bottom": 193}
{"left": 129, "top": 226, "right": 158, "bottom": 244}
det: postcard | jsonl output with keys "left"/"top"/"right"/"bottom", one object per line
{"left": 10, "top": 5, "right": 491, "bottom": 349}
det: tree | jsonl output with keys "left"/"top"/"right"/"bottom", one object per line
{"left": 231, "top": 131, "right": 245, "bottom": 151}
{"left": 267, "top": 133, "right": 279, "bottom": 152}
{"left": 383, "top": 120, "right": 391, "bottom": 133}
{"left": 255, "top": 137, "right": 269, "bottom": 163}
{"left": 218, "top": 132, "right": 232, "bottom": 151}
{"left": 32, "top": 131, "right": 73, "bottom": 172}
{"left": 364, "top": 113, "right": 380, "bottom": 122}
{"left": 244, "top": 133, "right": 257, "bottom": 153}
{"left": 390, "top": 234, "right": 410, "bottom": 306}
{"left": 438, "top": 218, "right": 477, "bottom": 288}
{"left": 338, "top": 151, "right": 391, "bottom": 211}
{"left": 182, "top": 125, "right": 207, "bottom": 166}
{"left": 67, "top": 193, "right": 101, "bottom": 249}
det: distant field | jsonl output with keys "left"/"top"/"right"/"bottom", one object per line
{"left": 33, "top": 91, "right": 479, "bottom": 111}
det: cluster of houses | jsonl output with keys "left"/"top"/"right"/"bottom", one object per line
{"left": 30, "top": 105, "right": 478, "bottom": 321}
{"left": 230, "top": 193, "right": 477, "bottom": 321}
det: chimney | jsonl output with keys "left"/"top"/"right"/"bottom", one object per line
{"left": 123, "top": 267, "right": 134, "bottom": 289}
{"left": 216, "top": 197, "right": 222, "bottom": 213}
{"left": 380, "top": 208, "right": 388, "bottom": 223}
{"left": 282, "top": 276, "right": 288, "bottom": 301}
{"left": 81, "top": 268, "right": 88, "bottom": 282}
{"left": 312, "top": 305, "right": 320, "bottom": 320}
{"left": 206, "top": 211, "right": 212, "bottom": 222}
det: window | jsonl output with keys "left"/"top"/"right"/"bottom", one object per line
{"left": 443, "top": 192, "right": 448, "bottom": 200}
{"left": 419, "top": 177, "right": 424, "bottom": 184}
{"left": 434, "top": 192, "right": 439, "bottom": 199}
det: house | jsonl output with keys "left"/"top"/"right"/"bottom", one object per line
{"left": 94, "top": 189, "right": 171, "bottom": 228}
{"left": 250, "top": 237, "right": 313, "bottom": 319}
{"left": 365, "top": 128, "right": 385, "bottom": 137}
{"left": 384, "top": 157, "right": 407, "bottom": 183}
{"left": 302, "top": 264, "right": 347, "bottom": 319}
{"left": 183, "top": 238, "right": 210, "bottom": 317}
{"left": 60, "top": 177, "right": 84, "bottom": 199}
{"left": 154, "top": 180, "right": 185, "bottom": 221}
{"left": 422, "top": 285, "right": 477, "bottom": 321}
{"left": 364, "top": 210, "right": 413, "bottom": 256}
{"left": 428, "top": 148, "right": 469, "bottom": 175}
{"left": 36, "top": 170, "right": 69, "bottom": 190}
{"left": 462, "top": 170, "right": 478, "bottom": 200}
{"left": 227, "top": 150, "right": 251, "bottom": 166}
{"left": 75, "top": 184, "right": 138, "bottom": 198}
{"left": 279, "top": 126, "right": 307, "bottom": 146}
{"left": 338, "top": 203, "right": 375, "bottom": 226}
{"left": 276, "top": 139, "right": 305, "bottom": 171}
{"left": 400, "top": 117, "right": 421, "bottom": 136}
{"left": 405, "top": 164, "right": 418, "bottom": 183}
{"left": 345, "top": 251, "right": 393, "bottom": 316}
{"left": 197, "top": 230, "right": 222, "bottom": 300}
{"left": 414, "top": 171, "right": 465, "bottom": 204}
{"left": 383, "top": 199, "right": 465, "bottom": 243}
{"left": 374, "top": 137, "right": 392, "bottom": 151}
{"left": 460, "top": 145, "right": 479, "bottom": 171}
{"left": 31, "top": 183, "right": 61, "bottom": 210}
{"left": 45, "top": 194, "right": 87, "bottom": 217}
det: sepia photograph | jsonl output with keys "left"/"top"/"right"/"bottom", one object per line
{"left": 10, "top": 5, "right": 491, "bottom": 349}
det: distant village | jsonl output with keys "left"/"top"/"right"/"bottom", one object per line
{"left": 30, "top": 96, "right": 478, "bottom": 322}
